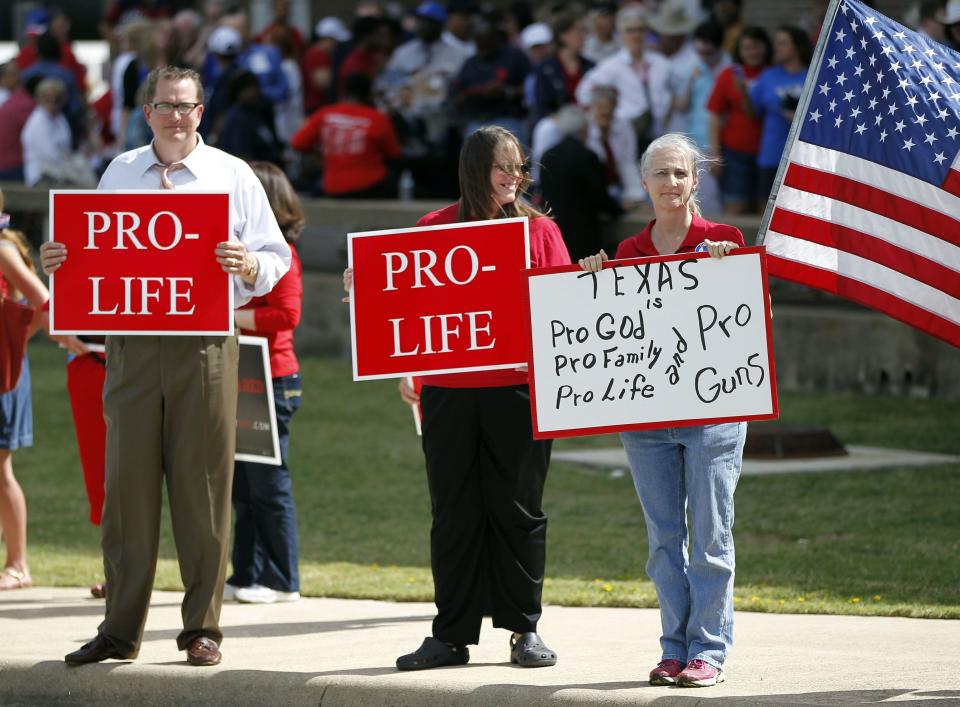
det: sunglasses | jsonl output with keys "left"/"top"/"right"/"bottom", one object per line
{"left": 495, "top": 161, "right": 531, "bottom": 177}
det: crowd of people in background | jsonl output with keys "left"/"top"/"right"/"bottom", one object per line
{"left": 0, "top": 0, "right": 956, "bottom": 232}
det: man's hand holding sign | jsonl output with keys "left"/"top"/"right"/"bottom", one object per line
{"left": 41, "top": 191, "right": 255, "bottom": 335}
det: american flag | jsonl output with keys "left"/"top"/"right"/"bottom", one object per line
{"left": 759, "top": 0, "right": 960, "bottom": 347}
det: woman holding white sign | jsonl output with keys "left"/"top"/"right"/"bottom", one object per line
{"left": 580, "top": 133, "right": 745, "bottom": 688}
{"left": 344, "top": 126, "right": 571, "bottom": 671}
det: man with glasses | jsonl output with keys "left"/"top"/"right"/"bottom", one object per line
{"left": 43, "top": 65, "right": 291, "bottom": 668}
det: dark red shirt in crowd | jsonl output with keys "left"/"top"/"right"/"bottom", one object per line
{"left": 417, "top": 203, "right": 571, "bottom": 389}
{"left": 338, "top": 46, "right": 387, "bottom": 96}
{"left": 0, "top": 89, "right": 36, "bottom": 171}
{"left": 238, "top": 244, "right": 302, "bottom": 378}
{"left": 290, "top": 101, "right": 400, "bottom": 195}
{"left": 302, "top": 45, "right": 332, "bottom": 114}
{"left": 255, "top": 22, "right": 306, "bottom": 58}
{"left": 706, "top": 64, "right": 765, "bottom": 155}
{"left": 616, "top": 213, "right": 746, "bottom": 260}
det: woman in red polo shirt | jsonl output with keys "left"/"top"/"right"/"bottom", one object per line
{"left": 343, "top": 126, "right": 570, "bottom": 671}
{"left": 580, "top": 133, "right": 746, "bottom": 689}
{"left": 224, "top": 161, "right": 304, "bottom": 605}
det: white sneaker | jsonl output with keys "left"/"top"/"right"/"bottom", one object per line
{"left": 275, "top": 591, "right": 300, "bottom": 603}
{"left": 222, "top": 583, "right": 244, "bottom": 601}
{"left": 234, "top": 585, "right": 277, "bottom": 604}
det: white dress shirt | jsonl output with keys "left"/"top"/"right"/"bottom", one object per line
{"left": 21, "top": 106, "right": 73, "bottom": 187}
{"left": 98, "top": 136, "right": 291, "bottom": 307}
{"left": 575, "top": 48, "right": 673, "bottom": 134}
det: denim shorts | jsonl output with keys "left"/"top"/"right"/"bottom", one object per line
{"left": 0, "top": 355, "right": 33, "bottom": 451}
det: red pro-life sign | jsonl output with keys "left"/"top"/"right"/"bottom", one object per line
{"left": 49, "top": 190, "right": 233, "bottom": 335}
{"left": 348, "top": 217, "right": 530, "bottom": 380}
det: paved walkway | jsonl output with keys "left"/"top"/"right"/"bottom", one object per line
{"left": 552, "top": 445, "right": 960, "bottom": 477}
{"left": 2, "top": 588, "right": 958, "bottom": 706}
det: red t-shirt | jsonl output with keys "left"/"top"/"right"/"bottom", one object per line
{"left": 238, "top": 245, "right": 302, "bottom": 378}
{"left": 16, "top": 40, "right": 87, "bottom": 93}
{"left": 290, "top": 102, "right": 400, "bottom": 195}
{"left": 616, "top": 213, "right": 746, "bottom": 259}
{"left": 417, "top": 203, "right": 571, "bottom": 389}
{"left": 254, "top": 22, "right": 306, "bottom": 58}
{"left": 706, "top": 64, "right": 764, "bottom": 155}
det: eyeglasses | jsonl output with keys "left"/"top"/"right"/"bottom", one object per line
{"left": 151, "top": 102, "right": 201, "bottom": 115}
{"left": 495, "top": 162, "right": 530, "bottom": 177}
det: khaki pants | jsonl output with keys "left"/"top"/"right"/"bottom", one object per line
{"left": 98, "top": 335, "right": 238, "bottom": 655}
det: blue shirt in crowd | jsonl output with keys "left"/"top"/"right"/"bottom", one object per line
{"left": 749, "top": 65, "right": 807, "bottom": 168}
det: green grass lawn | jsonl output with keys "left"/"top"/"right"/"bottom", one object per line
{"left": 14, "top": 341, "right": 960, "bottom": 618}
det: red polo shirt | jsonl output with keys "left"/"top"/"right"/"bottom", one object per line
{"left": 418, "top": 203, "right": 571, "bottom": 388}
{"left": 616, "top": 212, "right": 745, "bottom": 259}
{"left": 238, "top": 245, "right": 302, "bottom": 378}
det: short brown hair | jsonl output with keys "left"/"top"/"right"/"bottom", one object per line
{"left": 143, "top": 65, "right": 204, "bottom": 105}
{"left": 248, "top": 161, "right": 304, "bottom": 242}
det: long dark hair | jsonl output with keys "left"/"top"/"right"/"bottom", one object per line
{"left": 457, "top": 126, "right": 547, "bottom": 222}
{"left": 777, "top": 25, "right": 813, "bottom": 67}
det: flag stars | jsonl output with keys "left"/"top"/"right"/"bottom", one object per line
{"left": 882, "top": 87, "right": 892, "bottom": 99}
{"left": 874, "top": 113, "right": 883, "bottom": 126}
{"left": 903, "top": 44, "right": 916, "bottom": 54}
{"left": 920, "top": 74, "right": 934, "bottom": 86}
{"left": 844, "top": 89, "right": 855, "bottom": 102}
{"left": 930, "top": 91, "right": 942, "bottom": 102}
{"left": 845, "top": 46, "right": 856, "bottom": 60}
{"left": 854, "top": 63, "right": 864, "bottom": 77}
{"left": 864, "top": 15, "right": 877, "bottom": 25}
{"left": 836, "top": 72, "right": 847, "bottom": 86}
{"left": 861, "top": 81, "right": 873, "bottom": 94}
{"left": 944, "top": 76, "right": 956, "bottom": 86}
{"left": 881, "top": 44, "right": 894, "bottom": 56}
{"left": 934, "top": 151, "right": 947, "bottom": 165}
{"left": 894, "top": 31, "right": 906, "bottom": 39}
{"left": 915, "top": 114, "right": 929, "bottom": 127}
{"left": 868, "top": 97, "right": 879, "bottom": 110}
{"left": 947, "top": 126, "right": 959, "bottom": 138}
{"left": 828, "top": 55, "right": 839, "bottom": 69}
{"left": 924, "top": 47, "right": 936, "bottom": 57}
{"left": 894, "top": 119, "right": 907, "bottom": 132}
{"left": 879, "top": 129, "right": 888, "bottom": 142}
{"left": 937, "top": 107, "right": 950, "bottom": 119}
{"left": 834, "top": 115, "right": 844, "bottom": 128}
{"left": 924, "top": 131, "right": 937, "bottom": 145}
{"left": 911, "top": 59, "right": 923, "bottom": 70}
{"left": 888, "top": 102, "right": 899, "bottom": 115}
{"left": 854, "top": 123, "right": 867, "bottom": 135}
{"left": 809, "top": 109, "right": 822, "bottom": 123}
{"left": 829, "top": 98, "right": 838, "bottom": 112}
{"left": 868, "top": 53, "right": 877, "bottom": 66}
{"left": 899, "top": 77, "right": 910, "bottom": 90}
{"left": 889, "top": 61, "right": 901, "bottom": 72}
{"left": 876, "top": 70, "right": 885, "bottom": 84}
{"left": 850, "top": 19, "right": 859, "bottom": 32}
{"left": 902, "top": 137, "right": 915, "bottom": 151}
{"left": 860, "top": 37, "right": 868, "bottom": 50}
{"left": 819, "top": 81, "right": 831, "bottom": 95}
{"left": 835, "top": 28, "right": 846, "bottom": 42}
{"left": 906, "top": 95, "right": 919, "bottom": 108}
{"left": 873, "top": 31, "right": 885, "bottom": 40}
{"left": 851, "top": 106, "right": 862, "bottom": 118}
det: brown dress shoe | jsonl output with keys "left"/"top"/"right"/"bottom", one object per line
{"left": 186, "top": 636, "right": 221, "bottom": 666}
{"left": 65, "top": 634, "right": 126, "bottom": 665}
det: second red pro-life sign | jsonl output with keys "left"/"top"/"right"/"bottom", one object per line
{"left": 49, "top": 190, "right": 232, "bottom": 335}
{"left": 348, "top": 217, "right": 530, "bottom": 380}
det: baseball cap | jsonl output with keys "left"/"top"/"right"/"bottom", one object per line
{"left": 25, "top": 9, "right": 51, "bottom": 37}
{"left": 315, "top": 16, "right": 351, "bottom": 42}
{"left": 521, "top": 22, "right": 553, "bottom": 49}
{"left": 416, "top": 2, "right": 448, "bottom": 24}
{"left": 208, "top": 25, "right": 242, "bottom": 56}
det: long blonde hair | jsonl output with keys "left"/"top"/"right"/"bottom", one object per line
{"left": 0, "top": 189, "right": 34, "bottom": 274}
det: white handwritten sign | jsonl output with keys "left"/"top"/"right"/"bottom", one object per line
{"left": 524, "top": 247, "right": 778, "bottom": 438}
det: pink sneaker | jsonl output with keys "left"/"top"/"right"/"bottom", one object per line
{"left": 648, "top": 659, "right": 685, "bottom": 686}
{"left": 677, "top": 658, "right": 725, "bottom": 687}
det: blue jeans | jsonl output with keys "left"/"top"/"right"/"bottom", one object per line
{"left": 228, "top": 373, "right": 301, "bottom": 592}
{"left": 620, "top": 422, "right": 746, "bottom": 668}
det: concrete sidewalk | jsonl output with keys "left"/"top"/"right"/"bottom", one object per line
{"left": 1, "top": 589, "right": 958, "bottom": 706}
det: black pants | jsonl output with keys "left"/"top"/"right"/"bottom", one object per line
{"left": 420, "top": 384, "right": 552, "bottom": 645}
